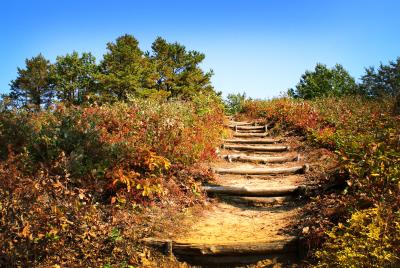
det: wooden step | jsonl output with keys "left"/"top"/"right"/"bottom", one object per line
{"left": 222, "top": 144, "right": 289, "bottom": 152}
{"left": 218, "top": 195, "right": 294, "bottom": 206}
{"left": 227, "top": 121, "right": 254, "bottom": 126}
{"left": 214, "top": 165, "right": 309, "bottom": 175}
{"left": 142, "top": 237, "right": 299, "bottom": 256}
{"left": 223, "top": 154, "right": 299, "bottom": 163}
{"left": 223, "top": 138, "right": 282, "bottom": 144}
{"left": 231, "top": 125, "right": 267, "bottom": 130}
{"left": 176, "top": 253, "right": 298, "bottom": 267}
{"left": 233, "top": 132, "right": 268, "bottom": 138}
{"left": 202, "top": 185, "right": 304, "bottom": 197}
{"left": 236, "top": 129, "right": 266, "bottom": 133}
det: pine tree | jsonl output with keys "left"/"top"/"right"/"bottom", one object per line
{"left": 97, "top": 34, "right": 152, "bottom": 101}
{"left": 150, "top": 37, "right": 214, "bottom": 99}
{"left": 52, "top": 51, "right": 98, "bottom": 105}
{"left": 9, "top": 54, "right": 53, "bottom": 111}
{"left": 360, "top": 58, "right": 400, "bottom": 98}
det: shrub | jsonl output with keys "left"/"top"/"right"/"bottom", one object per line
{"left": 225, "top": 92, "right": 247, "bottom": 115}
{"left": 240, "top": 96, "right": 400, "bottom": 266}
{"left": 316, "top": 206, "right": 400, "bottom": 268}
{"left": 0, "top": 96, "right": 223, "bottom": 266}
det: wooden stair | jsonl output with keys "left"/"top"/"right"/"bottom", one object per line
{"left": 143, "top": 117, "right": 310, "bottom": 267}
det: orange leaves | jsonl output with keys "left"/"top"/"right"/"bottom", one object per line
{"left": 20, "top": 222, "right": 33, "bottom": 240}
{"left": 107, "top": 168, "right": 140, "bottom": 193}
{"left": 105, "top": 149, "right": 169, "bottom": 201}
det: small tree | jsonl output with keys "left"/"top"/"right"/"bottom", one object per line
{"left": 289, "top": 63, "right": 359, "bottom": 99}
{"left": 360, "top": 57, "right": 400, "bottom": 98}
{"left": 52, "top": 51, "right": 98, "bottom": 105}
{"left": 150, "top": 37, "right": 214, "bottom": 99}
{"left": 225, "top": 92, "right": 247, "bottom": 114}
{"left": 97, "top": 34, "right": 151, "bottom": 101}
{"left": 9, "top": 54, "right": 53, "bottom": 111}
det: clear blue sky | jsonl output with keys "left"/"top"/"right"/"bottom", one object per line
{"left": 0, "top": 0, "right": 399, "bottom": 98}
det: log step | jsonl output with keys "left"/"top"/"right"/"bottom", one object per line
{"left": 233, "top": 132, "right": 268, "bottom": 138}
{"left": 176, "top": 253, "right": 298, "bottom": 267}
{"left": 202, "top": 185, "right": 304, "bottom": 197}
{"left": 223, "top": 138, "right": 282, "bottom": 144}
{"left": 218, "top": 195, "right": 293, "bottom": 206}
{"left": 236, "top": 129, "right": 266, "bottom": 133}
{"left": 142, "top": 237, "right": 299, "bottom": 256}
{"left": 231, "top": 125, "right": 266, "bottom": 130}
{"left": 222, "top": 144, "right": 289, "bottom": 152}
{"left": 223, "top": 154, "right": 300, "bottom": 163}
{"left": 227, "top": 121, "right": 254, "bottom": 126}
{"left": 214, "top": 164, "right": 309, "bottom": 175}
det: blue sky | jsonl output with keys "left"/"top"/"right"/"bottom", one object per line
{"left": 0, "top": 0, "right": 399, "bottom": 98}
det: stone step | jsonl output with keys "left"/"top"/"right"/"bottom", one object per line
{"left": 222, "top": 144, "right": 289, "bottom": 152}
{"left": 214, "top": 164, "right": 309, "bottom": 175}
{"left": 222, "top": 153, "right": 300, "bottom": 164}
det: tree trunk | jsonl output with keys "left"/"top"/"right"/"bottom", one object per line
{"left": 393, "top": 92, "right": 400, "bottom": 115}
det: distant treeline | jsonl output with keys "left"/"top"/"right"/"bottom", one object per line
{"left": 287, "top": 60, "right": 400, "bottom": 102}
{"left": 2, "top": 34, "right": 216, "bottom": 111}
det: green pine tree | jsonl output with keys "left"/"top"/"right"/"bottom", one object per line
{"left": 52, "top": 51, "right": 98, "bottom": 105}
{"left": 9, "top": 54, "right": 53, "bottom": 111}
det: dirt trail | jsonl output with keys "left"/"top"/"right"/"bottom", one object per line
{"left": 144, "top": 117, "right": 312, "bottom": 267}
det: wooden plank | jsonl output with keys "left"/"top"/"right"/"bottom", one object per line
{"left": 219, "top": 195, "right": 293, "bottom": 205}
{"left": 202, "top": 185, "right": 301, "bottom": 196}
{"left": 223, "top": 154, "right": 299, "bottom": 163}
{"left": 222, "top": 144, "right": 289, "bottom": 152}
{"left": 142, "top": 237, "right": 299, "bottom": 256}
{"left": 230, "top": 125, "right": 266, "bottom": 130}
{"left": 236, "top": 129, "right": 266, "bottom": 133}
{"left": 223, "top": 138, "right": 282, "bottom": 144}
{"left": 226, "top": 121, "right": 253, "bottom": 126}
{"left": 214, "top": 165, "right": 308, "bottom": 175}
{"left": 177, "top": 253, "right": 298, "bottom": 266}
{"left": 233, "top": 133, "right": 268, "bottom": 138}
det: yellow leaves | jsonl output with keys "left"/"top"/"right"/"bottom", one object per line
{"left": 143, "top": 150, "right": 170, "bottom": 172}
{"left": 316, "top": 207, "right": 400, "bottom": 267}
{"left": 106, "top": 150, "right": 168, "bottom": 201}
{"left": 140, "top": 182, "right": 163, "bottom": 197}
{"left": 109, "top": 168, "right": 140, "bottom": 192}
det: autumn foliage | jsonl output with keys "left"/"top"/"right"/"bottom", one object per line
{"left": 0, "top": 96, "right": 223, "bottom": 267}
{"left": 240, "top": 96, "right": 400, "bottom": 267}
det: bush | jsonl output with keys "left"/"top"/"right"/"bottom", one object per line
{"left": 316, "top": 206, "right": 400, "bottom": 268}
{"left": 0, "top": 97, "right": 224, "bottom": 266}
{"left": 224, "top": 92, "right": 247, "bottom": 114}
{"left": 240, "top": 96, "right": 400, "bottom": 266}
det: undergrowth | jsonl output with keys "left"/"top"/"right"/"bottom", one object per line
{"left": 240, "top": 96, "right": 400, "bottom": 267}
{"left": 0, "top": 96, "right": 223, "bottom": 267}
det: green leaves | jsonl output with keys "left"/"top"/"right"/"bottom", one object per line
{"left": 6, "top": 34, "right": 217, "bottom": 109}
{"left": 52, "top": 51, "right": 98, "bottom": 105}
{"left": 9, "top": 54, "right": 53, "bottom": 111}
{"left": 289, "top": 63, "right": 358, "bottom": 99}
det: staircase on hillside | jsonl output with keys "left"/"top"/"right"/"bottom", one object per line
{"left": 144, "top": 117, "right": 310, "bottom": 267}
